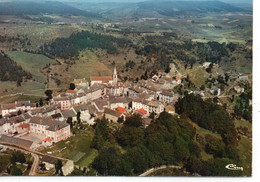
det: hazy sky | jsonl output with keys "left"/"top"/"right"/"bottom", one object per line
{"left": 0, "top": 0, "right": 253, "bottom": 4}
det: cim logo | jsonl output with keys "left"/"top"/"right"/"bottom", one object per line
{"left": 225, "top": 164, "right": 243, "bottom": 171}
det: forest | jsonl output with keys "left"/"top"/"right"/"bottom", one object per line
{"left": 134, "top": 37, "right": 252, "bottom": 74}
{"left": 89, "top": 95, "right": 244, "bottom": 176}
{"left": 40, "top": 30, "right": 131, "bottom": 60}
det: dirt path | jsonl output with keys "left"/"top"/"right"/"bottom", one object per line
{"left": 29, "top": 153, "right": 39, "bottom": 176}
{"left": 139, "top": 165, "right": 182, "bottom": 177}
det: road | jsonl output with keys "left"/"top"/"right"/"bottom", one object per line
{"left": 29, "top": 153, "right": 39, "bottom": 176}
{"left": 0, "top": 144, "right": 68, "bottom": 176}
{"left": 0, "top": 144, "right": 39, "bottom": 176}
{"left": 139, "top": 165, "right": 182, "bottom": 177}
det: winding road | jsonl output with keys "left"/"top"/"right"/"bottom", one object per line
{"left": 0, "top": 144, "right": 67, "bottom": 176}
{"left": 0, "top": 144, "right": 39, "bottom": 176}
{"left": 29, "top": 153, "right": 39, "bottom": 176}
{"left": 139, "top": 165, "right": 182, "bottom": 177}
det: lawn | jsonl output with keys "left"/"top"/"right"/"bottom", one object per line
{"left": 6, "top": 51, "right": 56, "bottom": 83}
{"left": 75, "top": 150, "right": 98, "bottom": 168}
{"left": 40, "top": 134, "right": 97, "bottom": 168}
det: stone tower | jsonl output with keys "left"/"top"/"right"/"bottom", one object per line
{"left": 112, "top": 67, "right": 118, "bottom": 85}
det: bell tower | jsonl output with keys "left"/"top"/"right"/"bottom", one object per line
{"left": 113, "top": 67, "right": 118, "bottom": 85}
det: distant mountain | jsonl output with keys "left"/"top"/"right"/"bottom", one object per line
{"left": 0, "top": 1, "right": 99, "bottom": 17}
{"left": 66, "top": 0, "right": 248, "bottom": 19}
{"left": 137, "top": 1, "right": 246, "bottom": 17}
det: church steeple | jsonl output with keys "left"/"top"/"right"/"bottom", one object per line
{"left": 113, "top": 67, "right": 118, "bottom": 85}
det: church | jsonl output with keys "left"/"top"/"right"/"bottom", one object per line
{"left": 90, "top": 67, "right": 118, "bottom": 86}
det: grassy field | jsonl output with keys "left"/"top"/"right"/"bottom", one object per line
{"left": 47, "top": 50, "right": 113, "bottom": 88}
{"left": 6, "top": 51, "right": 56, "bottom": 83}
{"left": 40, "top": 134, "right": 97, "bottom": 168}
{"left": 0, "top": 80, "right": 46, "bottom": 103}
{"left": 0, "top": 94, "right": 45, "bottom": 104}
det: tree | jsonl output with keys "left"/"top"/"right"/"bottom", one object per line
{"left": 205, "top": 134, "right": 225, "bottom": 157}
{"left": 149, "top": 112, "right": 156, "bottom": 120}
{"left": 67, "top": 117, "right": 73, "bottom": 128}
{"left": 55, "top": 160, "right": 63, "bottom": 176}
{"left": 165, "top": 66, "right": 171, "bottom": 73}
{"left": 92, "top": 146, "right": 129, "bottom": 176}
{"left": 124, "top": 114, "right": 143, "bottom": 128}
{"left": 224, "top": 73, "right": 230, "bottom": 83}
{"left": 206, "top": 63, "right": 213, "bottom": 73}
{"left": 77, "top": 111, "right": 81, "bottom": 124}
{"left": 189, "top": 142, "right": 202, "bottom": 158}
{"left": 117, "top": 125, "right": 144, "bottom": 148}
{"left": 39, "top": 98, "right": 44, "bottom": 106}
{"left": 11, "top": 151, "right": 26, "bottom": 164}
{"left": 10, "top": 164, "right": 23, "bottom": 176}
{"left": 69, "top": 83, "right": 76, "bottom": 90}
{"left": 16, "top": 79, "right": 22, "bottom": 87}
{"left": 184, "top": 156, "right": 202, "bottom": 174}
{"left": 39, "top": 163, "right": 46, "bottom": 172}
{"left": 91, "top": 117, "right": 114, "bottom": 150}
{"left": 45, "top": 90, "right": 53, "bottom": 101}
{"left": 124, "top": 145, "right": 152, "bottom": 174}
{"left": 117, "top": 116, "right": 124, "bottom": 123}
{"left": 190, "top": 63, "right": 193, "bottom": 69}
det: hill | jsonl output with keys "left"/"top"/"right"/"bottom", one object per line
{"left": 68, "top": 0, "right": 247, "bottom": 18}
{"left": 0, "top": 1, "right": 98, "bottom": 17}
{"left": 5, "top": 51, "right": 56, "bottom": 83}
{"left": 0, "top": 51, "right": 31, "bottom": 82}
{"left": 137, "top": 1, "right": 245, "bottom": 17}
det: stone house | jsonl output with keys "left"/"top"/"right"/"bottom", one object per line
{"left": 104, "top": 108, "right": 125, "bottom": 123}
{"left": 29, "top": 117, "right": 70, "bottom": 143}
{"left": 159, "top": 90, "right": 174, "bottom": 103}
{"left": 132, "top": 99, "right": 164, "bottom": 115}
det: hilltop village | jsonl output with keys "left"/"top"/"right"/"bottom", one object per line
{"left": 0, "top": 65, "right": 183, "bottom": 149}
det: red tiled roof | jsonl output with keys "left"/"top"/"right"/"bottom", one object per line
{"left": 90, "top": 76, "right": 112, "bottom": 82}
{"left": 137, "top": 108, "right": 147, "bottom": 115}
{"left": 18, "top": 123, "right": 29, "bottom": 128}
{"left": 117, "top": 106, "right": 126, "bottom": 114}
{"left": 43, "top": 138, "right": 52, "bottom": 142}
{"left": 66, "top": 90, "right": 77, "bottom": 94}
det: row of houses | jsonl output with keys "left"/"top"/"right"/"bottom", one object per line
{"left": 0, "top": 101, "right": 37, "bottom": 117}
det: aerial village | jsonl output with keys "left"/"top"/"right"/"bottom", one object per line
{"left": 0, "top": 64, "right": 183, "bottom": 146}
{"left": 0, "top": 61, "right": 251, "bottom": 175}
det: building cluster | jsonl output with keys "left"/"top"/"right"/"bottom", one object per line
{"left": 0, "top": 67, "right": 182, "bottom": 151}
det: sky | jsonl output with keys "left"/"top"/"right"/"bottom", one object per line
{"left": 0, "top": 0, "right": 253, "bottom": 3}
